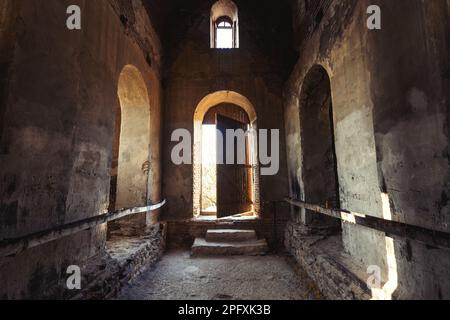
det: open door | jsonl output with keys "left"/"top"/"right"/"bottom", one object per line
{"left": 216, "top": 114, "right": 253, "bottom": 218}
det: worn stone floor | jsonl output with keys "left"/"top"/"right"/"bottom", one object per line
{"left": 119, "top": 250, "right": 322, "bottom": 300}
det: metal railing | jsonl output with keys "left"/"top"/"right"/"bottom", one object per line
{"left": 285, "top": 197, "right": 450, "bottom": 250}
{"left": 0, "top": 200, "right": 166, "bottom": 258}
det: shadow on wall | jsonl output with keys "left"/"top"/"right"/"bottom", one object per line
{"left": 298, "top": 65, "right": 400, "bottom": 300}
{"left": 367, "top": 0, "right": 450, "bottom": 300}
{"left": 299, "top": 65, "right": 341, "bottom": 230}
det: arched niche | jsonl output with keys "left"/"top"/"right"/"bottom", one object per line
{"left": 109, "top": 65, "right": 151, "bottom": 236}
{"left": 299, "top": 65, "right": 340, "bottom": 229}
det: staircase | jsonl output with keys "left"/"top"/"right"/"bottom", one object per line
{"left": 191, "top": 229, "right": 269, "bottom": 256}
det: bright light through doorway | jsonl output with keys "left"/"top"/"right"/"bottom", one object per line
{"left": 201, "top": 125, "right": 217, "bottom": 213}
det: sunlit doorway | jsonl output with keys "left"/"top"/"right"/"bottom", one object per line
{"left": 199, "top": 104, "right": 257, "bottom": 219}
{"left": 193, "top": 91, "right": 260, "bottom": 219}
{"left": 201, "top": 124, "right": 217, "bottom": 215}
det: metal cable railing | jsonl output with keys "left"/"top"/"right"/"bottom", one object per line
{"left": 0, "top": 200, "right": 166, "bottom": 258}
{"left": 285, "top": 197, "right": 450, "bottom": 250}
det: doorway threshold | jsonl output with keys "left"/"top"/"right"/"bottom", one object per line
{"left": 192, "top": 215, "right": 259, "bottom": 223}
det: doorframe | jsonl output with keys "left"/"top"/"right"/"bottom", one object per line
{"left": 193, "top": 91, "right": 260, "bottom": 219}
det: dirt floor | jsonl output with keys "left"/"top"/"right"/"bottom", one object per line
{"left": 119, "top": 251, "right": 322, "bottom": 300}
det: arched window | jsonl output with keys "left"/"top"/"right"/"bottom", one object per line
{"left": 211, "top": 0, "right": 239, "bottom": 49}
{"left": 216, "top": 17, "right": 233, "bottom": 48}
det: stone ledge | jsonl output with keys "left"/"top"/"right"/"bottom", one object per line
{"left": 285, "top": 221, "right": 371, "bottom": 300}
{"left": 70, "top": 223, "right": 166, "bottom": 300}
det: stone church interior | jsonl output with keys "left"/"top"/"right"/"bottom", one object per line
{"left": 0, "top": 0, "right": 449, "bottom": 301}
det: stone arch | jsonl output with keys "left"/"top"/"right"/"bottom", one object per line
{"left": 193, "top": 91, "right": 259, "bottom": 217}
{"left": 299, "top": 65, "right": 341, "bottom": 229}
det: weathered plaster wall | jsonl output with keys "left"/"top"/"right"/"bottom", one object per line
{"left": 285, "top": 0, "right": 388, "bottom": 282}
{"left": 366, "top": 0, "right": 450, "bottom": 299}
{"left": 161, "top": 0, "right": 291, "bottom": 226}
{"left": 284, "top": 0, "right": 450, "bottom": 299}
{"left": 0, "top": 0, "right": 162, "bottom": 299}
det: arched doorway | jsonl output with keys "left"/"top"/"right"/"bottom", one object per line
{"left": 299, "top": 65, "right": 341, "bottom": 230}
{"left": 193, "top": 91, "right": 260, "bottom": 219}
{"left": 108, "top": 65, "right": 151, "bottom": 236}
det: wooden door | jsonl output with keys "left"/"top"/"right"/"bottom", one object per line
{"left": 216, "top": 114, "right": 253, "bottom": 218}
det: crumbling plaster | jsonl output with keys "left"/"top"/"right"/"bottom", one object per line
{"left": 0, "top": 0, "right": 163, "bottom": 299}
{"left": 284, "top": 0, "right": 450, "bottom": 299}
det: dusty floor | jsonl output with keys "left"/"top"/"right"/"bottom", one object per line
{"left": 119, "top": 251, "right": 322, "bottom": 300}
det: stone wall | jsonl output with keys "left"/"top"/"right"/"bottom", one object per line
{"left": 167, "top": 212, "right": 289, "bottom": 251}
{"left": 161, "top": 0, "right": 293, "bottom": 232}
{"left": 285, "top": 222, "right": 371, "bottom": 300}
{"left": 0, "top": 0, "right": 163, "bottom": 299}
{"left": 11, "top": 223, "right": 167, "bottom": 300}
{"left": 284, "top": 0, "right": 450, "bottom": 299}
{"left": 72, "top": 223, "right": 166, "bottom": 300}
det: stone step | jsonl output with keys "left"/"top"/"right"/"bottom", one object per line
{"left": 206, "top": 229, "right": 257, "bottom": 242}
{"left": 191, "top": 238, "right": 269, "bottom": 256}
